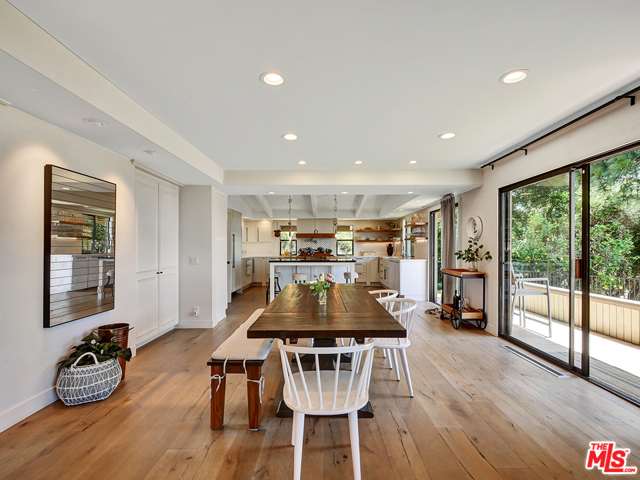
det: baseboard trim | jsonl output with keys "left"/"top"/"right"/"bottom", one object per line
{"left": 177, "top": 318, "right": 215, "bottom": 329}
{"left": 0, "top": 387, "right": 58, "bottom": 433}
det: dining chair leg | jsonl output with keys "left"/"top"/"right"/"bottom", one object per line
{"left": 382, "top": 349, "right": 387, "bottom": 358}
{"left": 293, "top": 412, "right": 305, "bottom": 480}
{"left": 400, "top": 349, "right": 414, "bottom": 398}
{"left": 291, "top": 411, "right": 297, "bottom": 446}
{"left": 385, "top": 349, "right": 393, "bottom": 369}
{"left": 546, "top": 285, "right": 552, "bottom": 338}
{"left": 348, "top": 411, "right": 361, "bottom": 480}
{"left": 522, "top": 296, "right": 527, "bottom": 328}
{"left": 392, "top": 350, "right": 401, "bottom": 381}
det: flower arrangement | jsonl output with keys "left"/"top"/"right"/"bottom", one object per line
{"left": 57, "top": 332, "right": 132, "bottom": 373}
{"left": 304, "top": 273, "right": 335, "bottom": 304}
{"left": 455, "top": 237, "right": 492, "bottom": 271}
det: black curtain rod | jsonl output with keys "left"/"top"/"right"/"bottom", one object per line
{"left": 481, "top": 84, "right": 640, "bottom": 170}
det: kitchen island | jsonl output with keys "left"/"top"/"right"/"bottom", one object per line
{"left": 269, "top": 258, "right": 355, "bottom": 302}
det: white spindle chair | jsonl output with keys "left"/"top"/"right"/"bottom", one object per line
{"left": 368, "top": 290, "right": 399, "bottom": 363}
{"left": 277, "top": 339, "right": 376, "bottom": 480}
{"left": 372, "top": 298, "right": 418, "bottom": 397}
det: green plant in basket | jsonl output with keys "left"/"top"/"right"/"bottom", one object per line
{"left": 57, "top": 332, "right": 132, "bottom": 373}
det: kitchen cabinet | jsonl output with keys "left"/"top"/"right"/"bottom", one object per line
{"left": 228, "top": 209, "right": 243, "bottom": 295}
{"left": 257, "top": 222, "right": 271, "bottom": 243}
{"left": 242, "top": 221, "right": 272, "bottom": 243}
{"left": 242, "top": 258, "right": 253, "bottom": 288}
{"left": 375, "top": 257, "right": 426, "bottom": 300}
{"left": 135, "top": 170, "right": 179, "bottom": 346}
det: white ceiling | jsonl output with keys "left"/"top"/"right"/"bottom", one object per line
{"left": 3, "top": 1, "right": 640, "bottom": 219}
{"left": 8, "top": 0, "right": 640, "bottom": 172}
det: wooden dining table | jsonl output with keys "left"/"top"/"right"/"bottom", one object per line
{"left": 248, "top": 283, "right": 406, "bottom": 417}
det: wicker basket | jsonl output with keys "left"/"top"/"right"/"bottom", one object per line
{"left": 56, "top": 352, "right": 122, "bottom": 406}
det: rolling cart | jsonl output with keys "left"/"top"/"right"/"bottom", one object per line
{"left": 439, "top": 268, "right": 487, "bottom": 330}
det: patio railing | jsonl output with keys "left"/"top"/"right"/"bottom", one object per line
{"left": 513, "top": 283, "right": 640, "bottom": 346}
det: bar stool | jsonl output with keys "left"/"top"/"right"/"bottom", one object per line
{"left": 343, "top": 271, "right": 359, "bottom": 283}
{"left": 292, "top": 273, "right": 307, "bottom": 284}
{"left": 266, "top": 272, "right": 281, "bottom": 303}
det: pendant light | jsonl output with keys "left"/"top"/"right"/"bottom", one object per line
{"left": 287, "top": 195, "right": 293, "bottom": 256}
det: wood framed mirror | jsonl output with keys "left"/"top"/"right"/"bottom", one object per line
{"left": 44, "top": 165, "right": 116, "bottom": 327}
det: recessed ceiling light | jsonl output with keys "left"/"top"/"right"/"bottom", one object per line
{"left": 62, "top": 187, "right": 70, "bottom": 190}
{"left": 354, "top": 160, "right": 362, "bottom": 165}
{"left": 500, "top": 69, "right": 529, "bottom": 84}
{"left": 260, "top": 72, "right": 285, "bottom": 86}
{"left": 83, "top": 118, "right": 106, "bottom": 127}
{"left": 143, "top": 150, "right": 159, "bottom": 156}
{"left": 341, "top": 191, "right": 348, "bottom": 194}
{"left": 407, "top": 191, "right": 414, "bottom": 194}
{"left": 399, "top": 209, "right": 404, "bottom": 211}
{"left": 438, "top": 132, "right": 456, "bottom": 139}
{"left": 409, "top": 160, "right": 417, "bottom": 164}
{"left": 282, "top": 133, "right": 297, "bottom": 141}
{"left": 416, "top": 200, "right": 422, "bottom": 203}
{"left": 268, "top": 191, "right": 275, "bottom": 194}
{"left": 298, "top": 160, "right": 306, "bottom": 165}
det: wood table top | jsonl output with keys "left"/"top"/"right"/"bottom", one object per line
{"left": 247, "top": 284, "right": 406, "bottom": 339}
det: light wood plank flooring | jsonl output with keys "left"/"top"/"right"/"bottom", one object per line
{"left": 2, "top": 286, "right": 640, "bottom": 479}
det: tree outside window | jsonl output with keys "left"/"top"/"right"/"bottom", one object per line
{"left": 336, "top": 225, "right": 354, "bottom": 255}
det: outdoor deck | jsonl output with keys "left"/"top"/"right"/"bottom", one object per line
{"left": 510, "top": 308, "right": 640, "bottom": 401}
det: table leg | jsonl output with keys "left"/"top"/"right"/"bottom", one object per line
{"left": 269, "top": 263, "right": 275, "bottom": 303}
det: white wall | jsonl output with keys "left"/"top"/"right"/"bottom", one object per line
{"left": 0, "top": 106, "right": 136, "bottom": 433}
{"left": 458, "top": 100, "right": 640, "bottom": 336}
{"left": 178, "top": 185, "right": 228, "bottom": 328}
{"left": 179, "top": 186, "right": 213, "bottom": 326}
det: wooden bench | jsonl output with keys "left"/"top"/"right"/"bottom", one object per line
{"left": 207, "top": 308, "right": 274, "bottom": 430}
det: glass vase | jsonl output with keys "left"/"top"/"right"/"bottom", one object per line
{"left": 468, "top": 260, "right": 478, "bottom": 272}
{"left": 318, "top": 289, "right": 327, "bottom": 305}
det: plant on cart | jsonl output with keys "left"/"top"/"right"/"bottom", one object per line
{"left": 455, "top": 237, "right": 492, "bottom": 271}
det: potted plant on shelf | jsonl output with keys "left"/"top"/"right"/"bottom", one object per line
{"left": 455, "top": 237, "right": 492, "bottom": 272}
{"left": 55, "top": 332, "right": 132, "bottom": 406}
{"left": 304, "top": 273, "right": 336, "bottom": 304}
{"left": 273, "top": 229, "right": 281, "bottom": 238}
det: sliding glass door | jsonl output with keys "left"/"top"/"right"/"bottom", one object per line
{"left": 500, "top": 147, "right": 640, "bottom": 403}
{"left": 588, "top": 150, "right": 640, "bottom": 401}
{"left": 500, "top": 170, "right": 583, "bottom": 370}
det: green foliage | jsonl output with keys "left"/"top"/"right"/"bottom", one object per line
{"left": 57, "top": 332, "right": 132, "bottom": 373}
{"left": 511, "top": 149, "right": 640, "bottom": 294}
{"left": 455, "top": 237, "right": 492, "bottom": 264}
{"left": 304, "top": 274, "right": 336, "bottom": 296}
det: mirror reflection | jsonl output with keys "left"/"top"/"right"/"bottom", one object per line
{"left": 45, "top": 166, "right": 116, "bottom": 327}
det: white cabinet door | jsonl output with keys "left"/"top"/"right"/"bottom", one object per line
{"left": 246, "top": 222, "right": 258, "bottom": 243}
{"left": 257, "top": 223, "right": 271, "bottom": 243}
{"left": 135, "top": 171, "right": 179, "bottom": 345}
{"left": 136, "top": 174, "right": 159, "bottom": 274}
{"left": 159, "top": 271, "right": 179, "bottom": 329}
{"left": 137, "top": 274, "right": 159, "bottom": 342}
{"left": 159, "top": 183, "right": 179, "bottom": 271}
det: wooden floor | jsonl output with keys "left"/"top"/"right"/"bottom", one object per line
{"left": 2, "top": 286, "right": 640, "bottom": 480}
